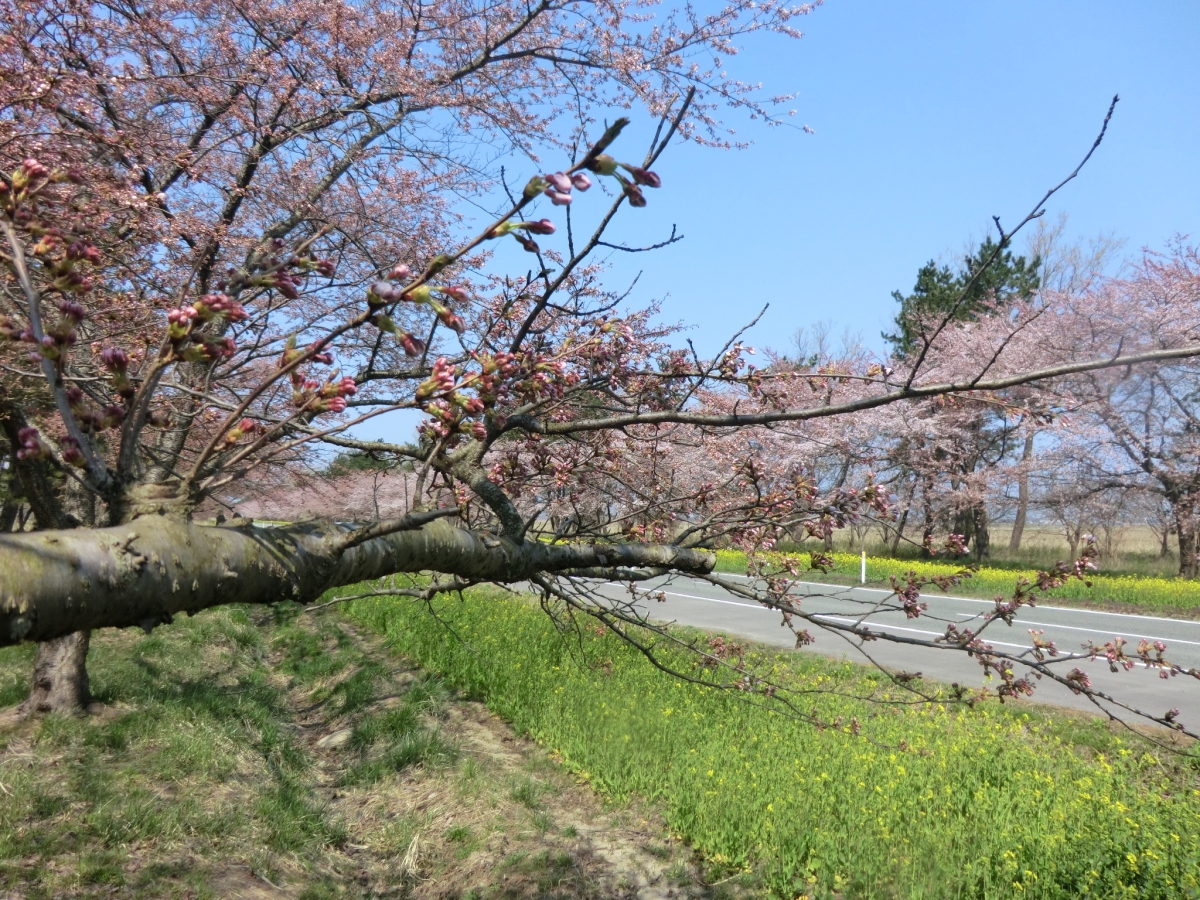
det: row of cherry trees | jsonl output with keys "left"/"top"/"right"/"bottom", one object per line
{"left": 768, "top": 238, "right": 1200, "bottom": 575}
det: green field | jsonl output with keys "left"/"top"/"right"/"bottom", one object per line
{"left": 343, "top": 585, "right": 1200, "bottom": 899}
{"left": 712, "top": 549, "right": 1200, "bottom": 613}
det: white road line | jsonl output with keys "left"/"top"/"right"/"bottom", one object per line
{"left": 952, "top": 613, "right": 1200, "bottom": 647}
{"left": 704, "top": 573, "right": 1200, "bottom": 626}
{"left": 605, "top": 585, "right": 1037, "bottom": 652}
{"left": 602, "top": 584, "right": 1180, "bottom": 667}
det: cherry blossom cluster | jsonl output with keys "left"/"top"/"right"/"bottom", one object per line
{"left": 368, "top": 263, "right": 468, "bottom": 355}
{"left": 523, "top": 170, "right": 592, "bottom": 207}
{"left": 164, "top": 292, "right": 248, "bottom": 362}
{"left": 290, "top": 373, "right": 357, "bottom": 415}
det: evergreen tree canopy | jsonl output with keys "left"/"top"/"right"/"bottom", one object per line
{"left": 885, "top": 237, "right": 1041, "bottom": 358}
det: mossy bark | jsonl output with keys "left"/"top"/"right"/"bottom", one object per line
{"left": 0, "top": 515, "right": 715, "bottom": 651}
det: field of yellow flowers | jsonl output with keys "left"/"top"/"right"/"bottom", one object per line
{"left": 341, "top": 585, "right": 1200, "bottom": 899}
{"left": 714, "top": 549, "right": 1200, "bottom": 611}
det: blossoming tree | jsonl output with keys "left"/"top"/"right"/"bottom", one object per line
{"left": 0, "top": 2, "right": 1196, "bottom": 741}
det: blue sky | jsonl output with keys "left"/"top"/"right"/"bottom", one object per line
{"left": 349, "top": 0, "right": 1199, "bottom": 446}
{"left": 602, "top": 0, "right": 1199, "bottom": 356}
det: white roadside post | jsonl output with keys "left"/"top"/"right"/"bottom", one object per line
{"left": 861, "top": 550, "right": 867, "bottom": 585}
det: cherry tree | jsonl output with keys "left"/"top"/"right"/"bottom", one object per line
{"left": 0, "top": 16, "right": 1196, "bottom": 743}
{"left": 1044, "top": 244, "right": 1200, "bottom": 576}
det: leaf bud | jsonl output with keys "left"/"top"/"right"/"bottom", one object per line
{"left": 587, "top": 154, "right": 619, "bottom": 176}
{"left": 523, "top": 176, "right": 550, "bottom": 198}
{"left": 403, "top": 285, "right": 432, "bottom": 305}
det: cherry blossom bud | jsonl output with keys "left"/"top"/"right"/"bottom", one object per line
{"left": 274, "top": 274, "right": 300, "bottom": 300}
{"left": 524, "top": 176, "right": 550, "bottom": 198}
{"left": 60, "top": 437, "right": 85, "bottom": 467}
{"left": 17, "top": 158, "right": 49, "bottom": 185}
{"left": 546, "top": 190, "right": 572, "bottom": 207}
{"left": 623, "top": 182, "right": 647, "bottom": 208}
{"left": 327, "top": 396, "right": 347, "bottom": 413}
{"left": 400, "top": 333, "right": 425, "bottom": 357}
{"left": 571, "top": 172, "right": 592, "bottom": 191}
{"left": 16, "top": 426, "right": 47, "bottom": 460}
{"left": 316, "top": 259, "right": 336, "bottom": 277}
{"left": 544, "top": 172, "right": 572, "bottom": 193}
{"left": 101, "top": 346, "right": 128, "bottom": 372}
{"left": 58, "top": 299, "right": 87, "bottom": 323}
{"left": 437, "top": 307, "right": 466, "bottom": 334}
{"left": 99, "top": 403, "right": 127, "bottom": 429}
{"left": 441, "top": 284, "right": 470, "bottom": 303}
{"left": 67, "top": 241, "right": 102, "bottom": 265}
{"left": 388, "top": 264, "right": 412, "bottom": 281}
{"left": 66, "top": 385, "right": 84, "bottom": 406}
{"left": 147, "top": 409, "right": 172, "bottom": 428}
{"left": 337, "top": 376, "right": 357, "bottom": 397}
{"left": 370, "top": 281, "right": 399, "bottom": 303}
{"left": 523, "top": 218, "right": 556, "bottom": 236}
{"left": 623, "top": 165, "right": 661, "bottom": 188}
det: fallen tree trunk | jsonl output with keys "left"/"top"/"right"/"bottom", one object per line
{"left": 0, "top": 514, "right": 715, "bottom": 647}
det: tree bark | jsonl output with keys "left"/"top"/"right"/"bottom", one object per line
{"left": 1008, "top": 433, "right": 1035, "bottom": 553}
{"left": 972, "top": 506, "right": 990, "bottom": 561}
{"left": 18, "top": 631, "right": 91, "bottom": 714}
{"left": 0, "top": 515, "right": 715, "bottom": 648}
{"left": 1177, "top": 509, "right": 1199, "bottom": 579}
{"left": 2, "top": 403, "right": 93, "bottom": 715}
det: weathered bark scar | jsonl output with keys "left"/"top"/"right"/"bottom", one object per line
{"left": 0, "top": 517, "right": 715, "bottom": 646}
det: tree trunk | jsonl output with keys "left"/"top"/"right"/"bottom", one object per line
{"left": 0, "top": 499, "right": 18, "bottom": 534}
{"left": 1008, "top": 433, "right": 1035, "bottom": 553}
{"left": 1066, "top": 524, "right": 1081, "bottom": 562}
{"left": 889, "top": 506, "right": 909, "bottom": 557}
{"left": 972, "top": 505, "right": 990, "bottom": 561}
{"left": 1, "top": 403, "right": 92, "bottom": 715}
{"left": 921, "top": 490, "right": 935, "bottom": 559}
{"left": 18, "top": 631, "right": 91, "bottom": 715}
{"left": 1178, "top": 515, "right": 1199, "bottom": 579}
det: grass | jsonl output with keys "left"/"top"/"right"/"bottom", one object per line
{"left": 712, "top": 547, "right": 1200, "bottom": 613}
{"left": 0, "top": 602, "right": 711, "bottom": 898}
{"left": 343, "top": 583, "right": 1200, "bottom": 900}
{"left": 827, "top": 524, "right": 1180, "bottom": 579}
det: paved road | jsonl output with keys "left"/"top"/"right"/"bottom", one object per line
{"left": 591, "top": 573, "right": 1200, "bottom": 727}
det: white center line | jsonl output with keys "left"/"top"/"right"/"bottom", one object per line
{"left": 703, "top": 574, "right": 1200, "bottom": 626}
{"left": 952, "top": 613, "right": 1200, "bottom": 646}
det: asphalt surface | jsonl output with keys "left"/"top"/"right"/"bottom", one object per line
{"left": 590, "top": 573, "right": 1200, "bottom": 727}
